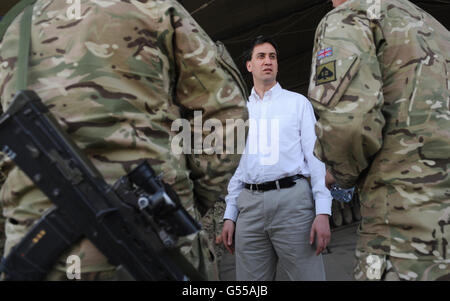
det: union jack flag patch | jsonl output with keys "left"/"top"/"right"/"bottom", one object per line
{"left": 317, "top": 47, "right": 333, "bottom": 61}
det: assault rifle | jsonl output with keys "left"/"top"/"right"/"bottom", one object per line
{"left": 0, "top": 90, "right": 205, "bottom": 281}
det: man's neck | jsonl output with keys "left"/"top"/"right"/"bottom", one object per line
{"left": 253, "top": 81, "right": 277, "bottom": 100}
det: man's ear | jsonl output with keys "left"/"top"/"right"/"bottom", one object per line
{"left": 246, "top": 61, "right": 252, "bottom": 73}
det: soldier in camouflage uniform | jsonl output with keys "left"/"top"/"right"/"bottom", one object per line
{"left": 0, "top": 0, "right": 248, "bottom": 280}
{"left": 308, "top": 0, "right": 449, "bottom": 280}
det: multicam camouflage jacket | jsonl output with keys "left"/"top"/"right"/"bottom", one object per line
{"left": 308, "top": 0, "right": 450, "bottom": 280}
{"left": 0, "top": 0, "right": 248, "bottom": 278}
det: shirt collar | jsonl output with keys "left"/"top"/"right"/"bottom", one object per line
{"left": 250, "top": 82, "right": 282, "bottom": 102}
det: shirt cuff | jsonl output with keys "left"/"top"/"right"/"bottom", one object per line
{"left": 315, "top": 197, "right": 332, "bottom": 216}
{"left": 223, "top": 203, "right": 239, "bottom": 222}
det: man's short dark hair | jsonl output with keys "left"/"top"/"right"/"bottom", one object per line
{"left": 243, "top": 35, "right": 279, "bottom": 63}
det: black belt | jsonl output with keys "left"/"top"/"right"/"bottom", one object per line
{"left": 244, "top": 174, "right": 306, "bottom": 192}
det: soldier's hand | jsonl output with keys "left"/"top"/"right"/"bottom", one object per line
{"left": 221, "top": 219, "right": 235, "bottom": 255}
{"left": 325, "top": 171, "right": 336, "bottom": 190}
{"left": 310, "top": 214, "right": 331, "bottom": 256}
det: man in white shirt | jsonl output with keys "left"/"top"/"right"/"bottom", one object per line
{"left": 221, "top": 36, "right": 333, "bottom": 281}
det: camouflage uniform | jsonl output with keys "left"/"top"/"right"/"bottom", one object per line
{"left": 0, "top": 153, "right": 5, "bottom": 257}
{"left": 0, "top": 0, "right": 248, "bottom": 280}
{"left": 201, "top": 198, "right": 236, "bottom": 280}
{"left": 201, "top": 200, "right": 226, "bottom": 265}
{"left": 308, "top": 0, "right": 450, "bottom": 280}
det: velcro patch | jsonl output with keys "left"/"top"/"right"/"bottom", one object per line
{"left": 316, "top": 61, "right": 336, "bottom": 85}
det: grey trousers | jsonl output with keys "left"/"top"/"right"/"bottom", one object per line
{"left": 235, "top": 178, "right": 326, "bottom": 281}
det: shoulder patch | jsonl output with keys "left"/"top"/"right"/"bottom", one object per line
{"left": 317, "top": 47, "right": 333, "bottom": 61}
{"left": 316, "top": 61, "right": 336, "bottom": 85}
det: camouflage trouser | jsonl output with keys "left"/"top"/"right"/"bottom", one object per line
{"left": 354, "top": 250, "right": 450, "bottom": 281}
{"left": 177, "top": 228, "right": 219, "bottom": 281}
{"left": 201, "top": 200, "right": 230, "bottom": 280}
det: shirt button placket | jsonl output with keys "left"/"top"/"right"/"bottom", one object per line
{"left": 260, "top": 96, "right": 267, "bottom": 179}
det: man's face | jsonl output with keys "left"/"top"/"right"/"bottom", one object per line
{"left": 246, "top": 42, "right": 278, "bottom": 86}
{"left": 332, "top": 0, "right": 348, "bottom": 8}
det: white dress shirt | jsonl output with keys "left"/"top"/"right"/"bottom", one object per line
{"left": 224, "top": 83, "right": 332, "bottom": 222}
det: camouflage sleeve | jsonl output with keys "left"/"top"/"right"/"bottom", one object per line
{"left": 308, "top": 11, "right": 385, "bottom": 188}
{"left": 0, "top": 153, "right": 5, "bottom": 187}
{"left": 0, "top": 38, "right": 5, "bottom": 257}
{"left": 0, "top": 153, "right": 5, "bottom": 257}
{"left": 170, "top": 3, "right": 248, "bottom": 212}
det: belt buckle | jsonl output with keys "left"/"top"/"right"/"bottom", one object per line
{"left": 275, "top": 180, "right": 280, "bottom": 191}
{"left": 250, "top": 183, "right": 260, "bottom": 191}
